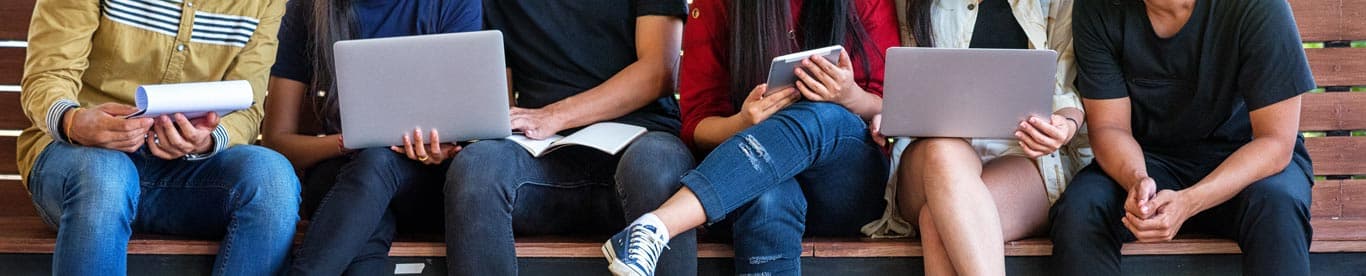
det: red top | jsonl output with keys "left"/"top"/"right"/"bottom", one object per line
{"left": 678, "top": 0, "right": 901, "bottom": 149}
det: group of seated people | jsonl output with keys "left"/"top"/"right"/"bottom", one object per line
{"left": 15, "top": 0, "right": 1317, "bottom": 275}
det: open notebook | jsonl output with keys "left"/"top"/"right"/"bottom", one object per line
{"left": 506, "top": 122, "right": 647, "bottom": 157}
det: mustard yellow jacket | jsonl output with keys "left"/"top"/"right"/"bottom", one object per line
{"left": 18, "top": 0, "right": 285, "bottom": 186}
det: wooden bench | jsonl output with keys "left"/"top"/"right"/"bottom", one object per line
{"left": 1, "top": 0, "right": 1363, "bottom": 271}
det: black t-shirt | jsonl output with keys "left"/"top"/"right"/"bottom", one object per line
{"left": 969, "top": 0, "right": 1029, "bottom": 49}
{"left": 1073, "top": 0, "right": 1316, "bottom": 177}
{"left": 482, "top": 0, "right": 688, "bottom": 135}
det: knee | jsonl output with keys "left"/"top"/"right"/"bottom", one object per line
{"left": 617, "top": 133, "right": 692, "bottom": 194}
{"left": 909, "top": 138, "right": 971, "bottom": 166}
{"left": 1239, "top": 177, "right": 1311, "bottom": 222}
{"left": 1050, "top": 168, "right": 1123, "bottom": 229}
{"left": 52, "top": 146, "right": 137, "bottom": 183}
{"left": 337, "top": 148, "right": 411, "bottom": 190}
{"left": 734, "top": 187, "right": 806, "bottom": 231}
{"left": 445, "top": 141, "right": 521, "bottom": 202}
{"left": 220, "top": 146, "right": 301, "bottom": 210}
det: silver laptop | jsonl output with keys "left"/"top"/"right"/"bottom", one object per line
{"left": 880, "top": 47, "right": 1056, "bottom": 139}
{"left": 334, "top": 30, "right": 511, "bottom": 149}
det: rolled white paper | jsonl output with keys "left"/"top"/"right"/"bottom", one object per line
{"left": 130, "top": 80, "right": 254, "bottom": 118}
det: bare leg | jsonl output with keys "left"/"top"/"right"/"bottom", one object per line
{"left": 910, "top": 138, "right": 1002, "bottom": 275}
{"left": 980, "top": 156, "right": 1050, "bottom": 241}
{"left": 650, "top": 187, "right": 707, "bottom": 239}
{"left": 918, "top": 207, "right": 958, "bottom": 276}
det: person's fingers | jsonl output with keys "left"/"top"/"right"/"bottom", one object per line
{"left": 811, "top": 56, "right": 843, "bottom": 87}
{"left": 836, "top": 49, "right": 853, "bottom": 69}
{"left": 1014, "top": 129, "right": 1051, "bottom": 154}
{"left": 446, "top": 144, "right": 462, "bottom": 156}
{"left": 1019, "top": 121, "right": 1058, "bottom": 149}
{"left": 146, "top": 134, "right": 177, "bottom": 158}
{"left": 1028, "top": 117, "right": 1066, "bottom": 140}
{"left": 157, "top": 116, "right": 195, "bottom": 153}
{"left": 1018, "top": 141, "right": 1045, "bottom": 158}
{"left": 794, "top": 78, "right": 815, "bottom": 100}
{"left": 805, "top": 58, "right": 841, "bottom": 93}
{"left": 509, "top": 107, "right": 527, "bottom": 116}
{"left": 413, "top": 128, "right": 430, "bottom": 160}
{"left": 747, "top": 84, "right": 768, "bottom": 101}
{"left": 403, "top": 134, "right": 418, "bottom": 160}
{"left": 191, "top": 112, "right": 220, "bottom": 130}
{"left": 116, "top": 116, "right": 154, "bottom": 132}
{"left": 97, "top": 102, "right": 142, "bottom": 116}
{"left": 794, "top": 67, "right": 826, "bottom": 97}
{"left": 428, "top": 130, "right": 444, "bottom": 164}
{"left": 794, "top": 79, "right": 823, "bottom": 101}
{"left": 391, "top": 145, "right": 405, "bottom": 154}
{"left": 172, "top": 113, "right": 203, "bottom": 141}
{"left": 1138, "top": 177, "right": 1157, "bottom": 216}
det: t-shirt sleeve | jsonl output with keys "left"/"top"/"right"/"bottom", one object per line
{"left": 852, "top": 0, "right": 900, "bottom": 98}
{"left": 439, "top": 0, "right": 483, "bottom": 33}
{"left": 678, "top": 0, "right": 733, "bottom": 149}
{"left": 634, "top": 0, "right": 688, "bottom": 18}
{"left": 270, "top": 0, "right": 311, "bottom": 84}
{"left": 1236, "top": 0, "right": 1316, "bottom": 110}
{"left": 1071, "top": 0, "right": 1128, "bottom": 100}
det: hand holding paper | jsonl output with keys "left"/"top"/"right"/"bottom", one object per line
{"left": 129, "top": 80, "right": 254, "bottom": 119}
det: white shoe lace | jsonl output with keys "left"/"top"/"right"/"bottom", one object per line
{"left": 625, "top": 225, "right": 670, "bottom": 274}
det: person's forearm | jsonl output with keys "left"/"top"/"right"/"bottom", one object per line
{"left": 542, "top": 59, "right": 672, "bottom": 129}
{"left": 262, "top": 133, "right": 345, "bottom": 170}
{"left": 692, "top": 115, "right": 751, "bottom": 151}
{"left": 1182, "top": 136, "right": 1297, "bottom": 213}
{"left": 1091, "top": 126, "right": 1149, "bottom": 190}
{"left": 841, "top": 87, "right": 882, "bottom": 120}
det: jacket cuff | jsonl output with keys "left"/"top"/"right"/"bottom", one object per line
{"left": 184, "top": 125, "right": 230, "bottom": 161}
{"left": 47, "top": 99, "right": 80, "bottom": 143}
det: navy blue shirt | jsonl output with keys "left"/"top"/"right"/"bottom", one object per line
{"left": 272, "top": 0, "right": 483, "bottom": 84}
{"left": 1073, "top": 0, "right": 1315, "bottom": 178}
{"left": 483, "top": 0, "right": 688, "bottom": 135}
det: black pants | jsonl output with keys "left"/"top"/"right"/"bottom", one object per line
{"left": 1049, "top": 152, "right": 1313, "bottom": 276}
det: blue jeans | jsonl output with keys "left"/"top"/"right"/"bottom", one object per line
{"left": 444, "top": 131, "right": 697, "bottom": 276}
{"left": 684, "top": 102, "right": 888, "bottom": 275}
{"left": 290, "top": 148, "right": 446, "bottom": 276}
{"left": 1050, "top": 152, "right": 1313, "bottom": 276}
{"left": 26, "top": 142, "right": 301, "bottom": 276}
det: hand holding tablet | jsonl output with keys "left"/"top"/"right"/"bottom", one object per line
{"left": 764, "top": 45, "right": 844, "bottom": 96}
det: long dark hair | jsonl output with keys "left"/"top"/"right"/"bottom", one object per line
{"left": 309, "top": 0, "right": 354, "bottom": 133}
{"left": 726, "top": 0, "right": 879, "bottom": 109}
{"left": 903, "top": 0, "right": 934, "bottom": 47}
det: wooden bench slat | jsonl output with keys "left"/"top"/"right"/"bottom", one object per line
{"left": 1307, "top": 48, "right": 1366, "bottom": 87}
{"left": 1300, "top": 92, "right": 1366, "bottom": 132}
{"left": 0, "top": 47, "right": 21, "bottom": 85}
{"left": 0, "top": 0, "right": 34, "bottom": 41}
{"left": 0, "top": 180, "right": 33, "bottom": 217}
{"left": 0, "top": 136, "right": 15, "bottom": 175}
{"left": 1291, "top": 0, "right": 1366, "bottom": 41}
{"left": 1340, "top": 179, "right": 1366, "bottom": 219}
{"left": 0, "top": 92, "right": 24, "bottom": 130}
{"left": 1304, "top": 136, "right": 1366, "bottom": 176}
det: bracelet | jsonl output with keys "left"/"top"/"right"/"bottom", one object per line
{"left": 1064, "top": 116, "right": 1082, "bottom": 131}
{"left": 64, "top": 108, "right": 81, "bottom": 144}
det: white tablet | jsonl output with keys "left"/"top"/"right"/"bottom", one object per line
{"left": 764, "top": 45, "right": 844, "bottom": 96}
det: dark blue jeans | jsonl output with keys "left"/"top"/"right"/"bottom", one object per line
{"left": 27, "top": 142, "right": 300, "bottom": 276}
{"left": 444, "top": 131, "right": 697, "bottom": 276}
{"left": 685, "top": 102, "right": 888, "bottom": 275}
{"left": 290, "top": 148, "right": 446, "bottom": 276}
{"left": 1050, "top": 152, "right": 1313, "bottom": 276}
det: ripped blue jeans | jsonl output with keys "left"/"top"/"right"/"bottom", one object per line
{"left": 684, "top": 102, "right": 888, "bottom": 275}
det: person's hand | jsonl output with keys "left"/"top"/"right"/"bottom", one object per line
{"left": 794, "top": 50, "right": 859, "bottom": 107}
{"left": 869, "top": 114, "right": 887, "bottom": 148}
{"left": 146, "top": 112, "right": 219, "bottom": 160}
{"left": 65, "top": 103, "right": 155, "bottom": 153}
{"left": 510, "top": 107, "right": 567, "bottom": 140}
{"left": 1123, "top": 189, "right": 1198, "bottom": 242}
{"left": 1124, "top": 176, "right": 1158, "bottom": 219}
{"left": 737, "top": 84, "right": 800, "bottom": 126}
{"left": 1015, "top": 114, "right": 1077, "bottom": 158}
{"left": 390, "top": 128, "right": 461, "bottom": 165}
